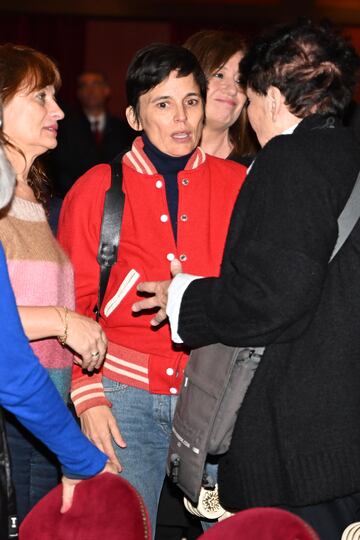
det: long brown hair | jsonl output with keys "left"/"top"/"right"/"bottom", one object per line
{"left": 0, "top": 44, "right": 61, "bottom": 204}
{"left": 184, "top": 30, "right": 258, "bottom": 157}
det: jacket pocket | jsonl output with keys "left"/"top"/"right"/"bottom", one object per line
{"left": 104, "top": 268, "right": 140, "bottom": 317}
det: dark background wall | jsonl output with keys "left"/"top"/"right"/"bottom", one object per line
{"left": 0, "top": 0, "right": 359, "bottom": 118}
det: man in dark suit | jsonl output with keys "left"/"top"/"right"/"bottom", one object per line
{"left": 48, "top": 71, "right": 135, "bottom": 197}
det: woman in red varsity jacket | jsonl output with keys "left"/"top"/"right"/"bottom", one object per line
{"left": 58, "top": 43, "right": 246, "bottom": 535}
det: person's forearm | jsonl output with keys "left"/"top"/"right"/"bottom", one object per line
{"left": 18, "top": 305, "right": 66, "bottom": 341}
{"left": 0, "top": 248, "right": 107, "bottom": 478}
{"left": 19, "top": 305, "right": 107, "bottom": 370}
{"left": 7, "top": 362, "right": 108, "bottom": 478}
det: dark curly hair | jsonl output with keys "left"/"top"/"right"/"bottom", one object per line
{"left": 240, "top": 19, "right": 360, "bottom": 118}
{"left": 0, "top": 43, "right": 61, "bottom": 205}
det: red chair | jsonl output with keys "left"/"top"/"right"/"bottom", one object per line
{"left": 20, "top": 473, "right": 151, "bottom": 540}
{"left": 199, "top": 507, "right": 319, "bottom": 540}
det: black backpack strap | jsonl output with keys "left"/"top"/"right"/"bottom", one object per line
{"left": 94, "top": 153, "right": 125, "bottom": 321}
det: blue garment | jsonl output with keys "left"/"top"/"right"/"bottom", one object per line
{"left": 5, "top": 418, "right": 59, "bottom": 522}
{"left": 0, "top": 243, "right": 107, "bottom": 478}
{"left": 102, "top": 377, "right": 177, "bottom": 536}
{"left": 48, "top": 195, "right": 63, "bottom": 235}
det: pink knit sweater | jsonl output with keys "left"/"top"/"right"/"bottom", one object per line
{"left": 0, "top": 196, "right": 74, "bottom": 400}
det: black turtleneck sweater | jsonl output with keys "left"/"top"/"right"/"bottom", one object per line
{"left": 142, "top": 133, "right": 194, "bottom": 242}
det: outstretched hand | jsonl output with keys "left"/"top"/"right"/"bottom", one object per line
{"left": 132, "top": 259, "right": 182, "bottom": 326}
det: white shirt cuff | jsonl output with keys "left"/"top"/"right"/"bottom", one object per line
{"left": 167, "top": 273, "right": 203, "bottom": 343}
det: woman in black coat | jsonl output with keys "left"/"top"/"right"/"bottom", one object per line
{"left": 134, "top": 19, "right": 360, "bottom": 540}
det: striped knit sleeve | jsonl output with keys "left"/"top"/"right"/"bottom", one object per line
{"left": 71, "top": 363, "right": 111, "bottom": 415}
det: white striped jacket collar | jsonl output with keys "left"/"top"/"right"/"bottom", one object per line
{"left": 123, "top": 136, "right": 206, "bottom": 175}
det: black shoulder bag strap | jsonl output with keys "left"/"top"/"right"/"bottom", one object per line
{"left": 94, "top": 152, "right": 126, "bottom": 321}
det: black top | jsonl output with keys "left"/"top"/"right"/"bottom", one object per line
{"left": 178, "top": 114, "right": 360, "bottom": 508}
{"left": 142, "top": 133, "right": 194, "bottom": 242}
{"left": 227, "top": 152, "right": 254, "bottom": 168}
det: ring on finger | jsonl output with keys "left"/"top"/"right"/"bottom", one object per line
{"left": 91, "top": 351, "right": 100, "bottom": 358}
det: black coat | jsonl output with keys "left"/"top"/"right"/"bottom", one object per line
{"left": 178, "top": 115, "right": 360, "bottom": 509}
{"left": 45, "top": 111, "right": 135, "bottom": 197}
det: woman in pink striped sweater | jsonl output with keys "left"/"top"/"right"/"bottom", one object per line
{"left": 0, "top": 43, "right": 111, "bottom": 522}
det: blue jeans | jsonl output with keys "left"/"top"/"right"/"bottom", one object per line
{"left": 5, "top": 413, "right": 60, "bottom": 522}
{"left": 103, "top": 377, "right": 177, "bottom": 537}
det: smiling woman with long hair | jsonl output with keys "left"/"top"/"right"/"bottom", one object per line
{"left": 184, "top": 30, "right": 258, "bottom": 162}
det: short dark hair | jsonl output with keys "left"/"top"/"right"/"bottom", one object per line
{"left": 240, "top": 19, "right": 360, "bottom": 118}
{"left": 126, "top": 43, "right": 207, "bottom": 123}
